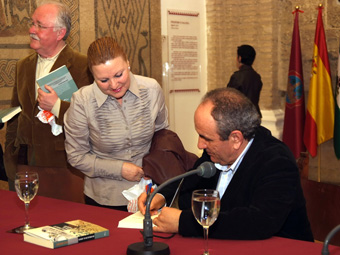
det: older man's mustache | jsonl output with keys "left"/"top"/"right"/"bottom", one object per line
{"left": 30, "top": 34, "right": 40, "bottom": 41}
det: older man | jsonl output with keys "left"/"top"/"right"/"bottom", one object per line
{"left": 4, "top": 1, "right": 93, "bottom": 202}
{"left": 138, "top": 88, "right": 313, "bottom": 242}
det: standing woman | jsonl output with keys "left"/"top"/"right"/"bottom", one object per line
{"left": 64, "top": 37, "right": 169, "bottom": 210}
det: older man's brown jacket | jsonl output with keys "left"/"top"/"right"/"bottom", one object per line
{"left": 4, "top": 45, "right": 93, "bottom": 181}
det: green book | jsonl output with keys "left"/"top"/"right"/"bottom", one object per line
{"left": 23, "top": 219, "right": 109, "bottom": 249}
{"left": 36, "top": 65, "right": 78, "bottom": 102}
{"left": 0, "top": 106, "right": 21, "bottom": 123}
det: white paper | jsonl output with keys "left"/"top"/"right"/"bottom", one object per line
{"left": 117, "top": 211, "right": 159, "bottom": 229}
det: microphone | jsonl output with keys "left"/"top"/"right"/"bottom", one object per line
{"left": 126, "top": 162, "right": 216, "bottom": 255}
{"left": 321, "top": 224, "right": 340, "bottom": 255}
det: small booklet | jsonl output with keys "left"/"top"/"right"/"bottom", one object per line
{"left": 23, "top": 219, "right": 109, "bottom": 249}
{"left": 36, "top": 65, "right": 78, "bottom": 102}
{"left": 0, "top": 106, "right": 21, "bottom": 123}
{"left": 118, "top": 211, "right": 158, "bottom": 229}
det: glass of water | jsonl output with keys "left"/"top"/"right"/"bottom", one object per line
{"left": 192, "top": 189, "right": 220, "bottom": 255}
{"left": 14, "top": 171, "right": 39, "bottom": 233}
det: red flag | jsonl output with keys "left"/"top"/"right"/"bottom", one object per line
{"left": 282, "top": 9, "right": 305, "bottom": 159}
{"left": 304, "top": 6, "right": 335, "bottom": 157}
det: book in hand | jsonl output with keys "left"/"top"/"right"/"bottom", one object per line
{"left": 118, "top": 211, "right": 158, "bottom": 229}
{"left": 0, "top": 106, "right": 21, "bottom": 123}
{"left": 23, "top": 219, "right": 109, "bottom": 249}
{"left": 36, "top": 65, "right": 78, "bottom": 102}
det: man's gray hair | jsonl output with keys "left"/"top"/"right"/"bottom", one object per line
{"left": 39, "top": 1, "right": 71, "bottom": 40}
{"left": 201, "top": 87, "right": 261, "bottom": 141}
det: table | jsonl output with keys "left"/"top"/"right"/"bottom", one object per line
{"left": 1, "top": 189, "right": 339, "bottom": 255}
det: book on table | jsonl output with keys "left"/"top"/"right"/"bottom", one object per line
{"left": 23, "top": 219, "right": 109, "bottom": 249}
{"left": 36, "top": 65, "right": 78, "bottom": 102}
{"left": 0, "top": 106, "right": 21, "bottom": 123}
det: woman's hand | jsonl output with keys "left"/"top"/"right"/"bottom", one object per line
{"left": 121, "top": 162, "right": 144, "bottom": 182}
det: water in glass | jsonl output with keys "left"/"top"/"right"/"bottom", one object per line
{"left": 192, "top": 189, "right": 220, "bottom": 255}
{"left": 13, "top": 171, "right": 39, "bottom": 233}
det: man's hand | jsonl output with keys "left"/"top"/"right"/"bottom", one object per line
{"left": 121, "top": 162, "right": 144, "bottom": 182}
{"left": 138, "top": 192, "right": 165, "bottom": 216}
{"left": 37, "top": 85, "right": 58, "bottom": 111}
{"left": 153, "top": 207, "right": 181, "bottom": 233}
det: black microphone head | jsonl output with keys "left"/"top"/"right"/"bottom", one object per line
{"left": 197, "top": 162, "right": 216, "bottom": 178}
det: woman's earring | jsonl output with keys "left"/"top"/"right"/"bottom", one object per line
{"left": 128, "top": 66, "right": 130, "bottom": 70}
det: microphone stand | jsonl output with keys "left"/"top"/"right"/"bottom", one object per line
{"left": 126, "top": 162, "right": 216, "bottom": 255}
{"left": 321, "top": 224, "right": 340, "bottom": 255}
{"left": 126, "top": 174, "right": 187, "bottom": 255}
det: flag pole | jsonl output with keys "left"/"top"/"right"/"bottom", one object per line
{"left": 317, "top": 146, "right": 321, "bottom": 182}
{"left": 317, "top": 3, "right": 322, "bottom": 183}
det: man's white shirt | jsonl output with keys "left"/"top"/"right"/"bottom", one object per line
{"left": 215, "top": 138, "right": 254, "bottom": 198}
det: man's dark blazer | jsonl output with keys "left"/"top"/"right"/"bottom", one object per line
{"left": 4, "top": 45, "right": 93, "bottom": 181}
{"left": 227, "top": 65, "right": 263, "bottom": 117}
{"left": 162, "top": 126, "right": 314, "bottom": 242}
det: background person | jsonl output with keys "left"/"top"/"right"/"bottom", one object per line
{"left": 64, "top": 37, "right": 169, "bottom": 211}
{"left": 227, "top": 44, "right": 263, "bottom": 117}
{"left": 138, "top": 88, "right": 313, "bottom": 242}
{"left": 4, "top": 1, "right": 93, "bottom": 202}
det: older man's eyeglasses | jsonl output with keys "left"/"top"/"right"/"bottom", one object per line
{"left": 29, "top": 20, "right": 60, "bottom": 31}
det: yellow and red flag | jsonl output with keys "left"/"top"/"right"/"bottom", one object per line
{"left": 304, "top": 5, "right": 335, "bottom": 157}
{"left": 282, "top": 8, "right": 305, "bottom": 159}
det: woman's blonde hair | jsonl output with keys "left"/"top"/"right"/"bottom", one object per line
{"left": 87, "top": 37, "right": 127, "bottom": 72}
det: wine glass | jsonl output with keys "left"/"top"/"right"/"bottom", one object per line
{"left": 13, "top": 171, "right": 39, "bottom": 233}
{"left": 192, "top": 189, "right": 220, "bottom": 255}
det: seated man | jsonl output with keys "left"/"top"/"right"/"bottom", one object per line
{"left": 138, "top": 87, "right": 314, "bottom": 242}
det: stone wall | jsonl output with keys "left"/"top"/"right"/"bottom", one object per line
{"left": 206, "top": 0, "right": 340, "bottom": 184}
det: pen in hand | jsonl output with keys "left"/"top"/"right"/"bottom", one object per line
{"left": 145, "top": 183, "right": 154, "bottom": 206}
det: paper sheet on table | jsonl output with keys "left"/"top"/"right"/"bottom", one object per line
{"left": 117, "top": 211, "right": 159, "bottom": 229}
